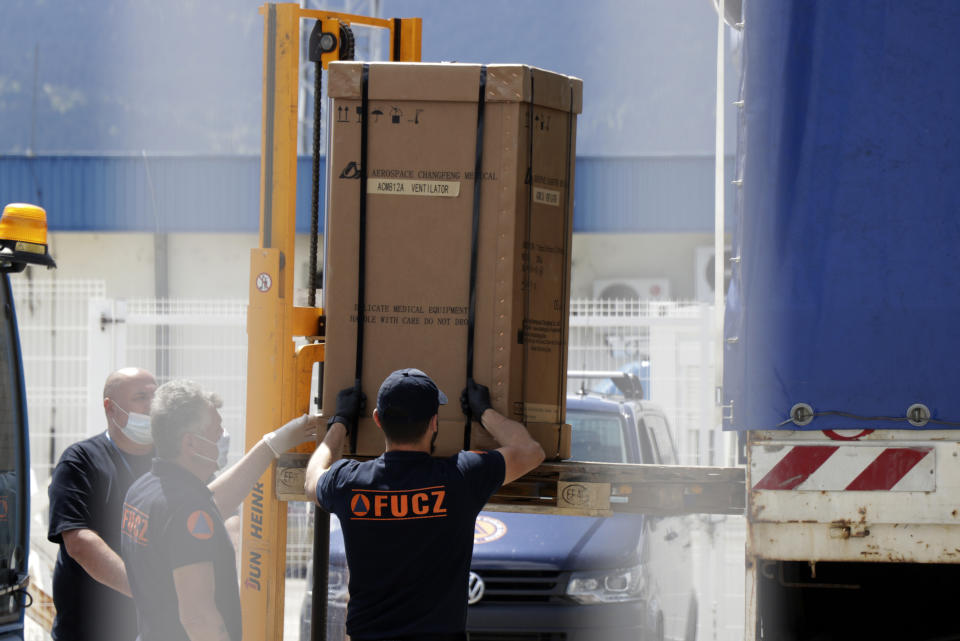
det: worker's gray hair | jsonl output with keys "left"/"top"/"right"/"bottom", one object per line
{"left": 150, "top": 379, "right": 222, "bottom": 459}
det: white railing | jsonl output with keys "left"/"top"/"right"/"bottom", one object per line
{"left": 11, "top": 278, "right": 105, "bottom": 484}
{"left": 12, "top": 285, "right": 740, "bottom": 593}
{"left": 568, "top": 298, "right": 735, "bottom": 467}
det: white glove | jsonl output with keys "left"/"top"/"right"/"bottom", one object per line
{"left": 262, "top": 414, "right": 320, "bottom": 458}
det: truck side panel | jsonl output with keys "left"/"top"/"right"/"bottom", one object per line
{"left": 724, "top": 1, "right": 960, "bottom": 433}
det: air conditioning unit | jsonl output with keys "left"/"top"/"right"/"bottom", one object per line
{"left": 592, "top": 278, "right": 671, "bottom": 300}
{"left": 695, "top": 245, "right": 732, "bottom": 303}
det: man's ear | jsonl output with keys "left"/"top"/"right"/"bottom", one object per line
{"left": 372, "top": 408, "right": 383, "bottom": 430}
{"left": 179, "top": 431, "right": 195, "bottom": 457}
{"left": 430, "top": 415, "right": 439, "bottom": 432}
{"left": 103, "top": 398, "right": 117, "bottom": 421}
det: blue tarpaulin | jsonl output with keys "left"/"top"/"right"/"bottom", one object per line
{"left": 724, "top": 1, "right": 960, "bottom": 431}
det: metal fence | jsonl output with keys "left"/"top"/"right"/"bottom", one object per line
{"left": 107, "top": 298, "right": 250, "bottom": 468}
{"left": 11, "top": 282, "right": 740, "bottom": 596}
{"left": 12, "top": 277, "right": 104, "bottom": 485}
{"left": 568, "top": 298, "right": 736, "bottom": 467}
{"left": 568, "top": 298, "right": 743, "bottom": 640}
{"left": 10, "top": 281, "right": 317, "bottom": 577}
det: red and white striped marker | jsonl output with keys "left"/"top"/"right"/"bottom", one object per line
{"left": 751, "top": 445, "right": 935, "bottom": 491}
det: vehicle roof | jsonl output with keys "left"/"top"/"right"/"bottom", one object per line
{"left": 567, "top": 393, "right": 663, "bottom": 416}
{"left": 566, "top": 394, "right": 625, "bottom": 414}
{"left": 635, "top": 399, "right": 664, "bottom": 414}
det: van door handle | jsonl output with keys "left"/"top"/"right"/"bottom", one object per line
{"left": 664, "top": 530, "right": 678, "bottom": 542}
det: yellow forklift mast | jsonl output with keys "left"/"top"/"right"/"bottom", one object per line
{"left": 242, "top": 5, "right": 420, "bottom": 641}
{"left": 243, "top": 7, "right": 748, "bottom": 640}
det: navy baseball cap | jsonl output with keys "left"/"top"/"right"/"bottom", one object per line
{"left": 376, "top": 368, "right": 448, "bottom": 424}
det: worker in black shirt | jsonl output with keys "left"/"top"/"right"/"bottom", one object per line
{"left": 120, "top": 379, "right": 321, "bottom": 641}
{"left": 304, "top": 369, "right": 545, "bottom": 641}
{"left": 47, "top": 367, "right": 157, "bottom": 641}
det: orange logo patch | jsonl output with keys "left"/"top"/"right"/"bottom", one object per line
{"left": 350, "top": 494, "right": 370, "bottom": 516}
{"left": 187, "top": 510, "right": 215, "bottom": 540}
{"left": 349, "top": 486, "right": 447, "bottom": 521}
{"left": 122, "top": 503, "right": 150, "bottom": 545}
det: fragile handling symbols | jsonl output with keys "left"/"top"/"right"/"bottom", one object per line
{"left": 336, "top": 105, "right": 425, "bottom": 125}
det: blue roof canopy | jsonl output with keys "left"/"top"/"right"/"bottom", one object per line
{"left": 0, "top": 154, "right": 733, "bottom": 234}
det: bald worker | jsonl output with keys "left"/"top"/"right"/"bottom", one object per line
{"left": 48, "top": 367, "right": 158, "bottom": 641}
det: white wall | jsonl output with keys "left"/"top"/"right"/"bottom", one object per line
{"left": 43, "top": 232, "right": 156, "bottom": 299}
{"left": 35, "top": 231, "right": 722, "bottom": 301}
{"left": 572, "top": 232, "right": 722, "bottom": 300}
{"left": 36, "top": 232, "right": 324, "bottom": 300}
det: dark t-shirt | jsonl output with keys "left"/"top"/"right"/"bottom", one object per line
{"left": 47, "top": 432, "right": 153, "bottom": 641}
{"left": 120, "top": 459, "right": 241, "bottom": 641}
{"left": 0, "top": 470, "right": 19, "bottom": 571}
{"left": 317, "top": 449, "right": 505, "bottom": 640}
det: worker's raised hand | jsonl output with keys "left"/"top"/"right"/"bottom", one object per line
{"left": 330, "top": 386, "right": 366, "bottom": 435}
{"left": 264, "top": 414, "right": 322, "bottom": 457}
{"left": 460, "top": 378, "right": 493, "bottom": 419}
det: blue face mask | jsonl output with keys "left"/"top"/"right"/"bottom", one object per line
{"left": 113, "top": 404, "right": 153, "bottom": 445}
{"left": 191, "top": 432, "right": 229, "bottom": 471}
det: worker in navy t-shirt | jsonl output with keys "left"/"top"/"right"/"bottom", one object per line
{"left": 47, "top": 367, "right": 157, "bottom": 641}
{"left": 305, "top": 369, "right": 546, "bottom": 641}
{"left": 120, "top": 379, "right": 321, "bottom": 641}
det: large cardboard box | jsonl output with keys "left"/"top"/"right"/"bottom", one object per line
{"left": 323, "top": 62, "right": 582, "bottom": 459}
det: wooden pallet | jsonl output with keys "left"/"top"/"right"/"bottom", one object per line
{"left": 276, "top": 454, "right": 745, "bottom": 517}
{"left": 26, "top": 577, "right": 55, "bottom": 633}
{"left": 485, "top": 460, "right": 745, "bottom": 516}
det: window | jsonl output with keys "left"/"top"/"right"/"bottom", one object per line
{"left": 643, "top": 412, "right": 677, "bottom": 465}
{"left": 567, "top": 410, "right": 628, "bottom": 463}
{"left": 635, "top": 415, "right": 657, "bottom": 465}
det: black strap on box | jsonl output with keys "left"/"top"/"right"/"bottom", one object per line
{"left": 463, "top": 65, "right": 488, "bottom": 451}
{"left": 351, "top": 63, "right": 370, "bottom": 454}
{"left": 557, "top": 85, "right": 575, "bottom": 423}
{"left": 520, "top": 71, "right": 536, "bottom": 427}
{"left": 308, "top": 59, "right": 322, "bottom": 308}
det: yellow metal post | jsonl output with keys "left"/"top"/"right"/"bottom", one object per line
{"left": 242, "top": 6, "right": 420, "bottom": 640}
{"left": 394, "top": 18, "right": 423, "bottom": 62}
{"left": 242, "top": 5, "right": 301, "bottom": 641}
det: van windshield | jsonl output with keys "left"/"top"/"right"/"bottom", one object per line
{"left": 567, "top": 410, "right": 627, "bottom": 463}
